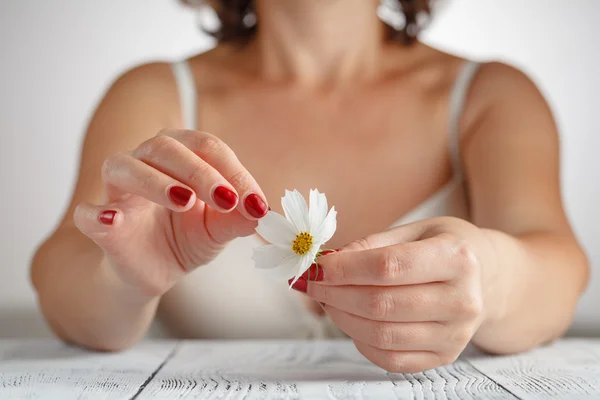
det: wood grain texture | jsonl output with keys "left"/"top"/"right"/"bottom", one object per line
{"left": 0, "top": 339, "right": 178, "bottom": 400}
{"left": 140, "top": 340, "right": 511, "bottom": 399}
{"left": 468, "top": 339, "right": 600, "bottom": 400}
{"left": 1, "top": 339, "right": 599, "bottom": 399}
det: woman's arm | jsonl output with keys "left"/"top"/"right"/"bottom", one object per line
{"left": 31, "top": 63, "right": 181, "bottom": 350}
{"left": 461, "top": 62, "right": 589, "bottom": 353}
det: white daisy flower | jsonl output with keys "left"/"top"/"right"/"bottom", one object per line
{"left": 252, "top": 189, "right": 337, "bottom": 287}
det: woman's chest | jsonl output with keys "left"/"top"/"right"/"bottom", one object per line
{"left": 199, "top": 91, "right": 453, "bottom": 246}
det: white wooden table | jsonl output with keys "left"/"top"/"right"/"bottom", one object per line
{"left": 1, "top": 339, "right": 599, "bottom": 399}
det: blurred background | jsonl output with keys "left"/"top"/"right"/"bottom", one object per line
{"left": 0, "top": 0, "right": 598, "bottom": 338}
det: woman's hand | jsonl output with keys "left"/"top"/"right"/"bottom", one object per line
{"left": 300, "top": 217, "right": 500, "bottom": 373}
{"left": 73, "top": 129, "right": 269, "bottom": 300}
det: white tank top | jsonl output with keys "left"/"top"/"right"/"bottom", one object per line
{"left": 151, "top": 60, "right": 482, "bottom": 339}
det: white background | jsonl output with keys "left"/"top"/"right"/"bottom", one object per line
{"left": 0, "top": 0, "right": 598, "bottom": 337}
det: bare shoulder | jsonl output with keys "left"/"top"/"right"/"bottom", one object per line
{"left": 462, "top": 61, "right": 557, "bottom": 141}
{"left": 472, "top": 62, "right": 546, "bottom": 99}
{"left": 96, "top": 61, "right": 181, "bottom": 128}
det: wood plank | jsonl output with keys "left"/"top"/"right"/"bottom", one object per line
{"left": 468, "top": 339, "right": 600, "bottom": 400}
{"left": 3, "top": 339, "right": 600, "bottom": 399}
{"left": 139, "top": 340, "right": 511, "bottom": 399}
{"left": 0, "top": 339, "right": 177, "bottom": 400}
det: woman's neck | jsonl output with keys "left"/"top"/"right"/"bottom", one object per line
{"left": 251, "top": 0, "right": 385, "bottom": 86}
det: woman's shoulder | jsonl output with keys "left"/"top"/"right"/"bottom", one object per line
{"left": 412, "top": 45, "right": 555, "bottom": 144}
{"left": 420, "top": 46, "right": 549, "bottom": 121}
{"left": 412, "top": 45, "right": 538, "bottom": 94}
{"left": 110, "top": 61, "right": 181, "bottom": 99}
{"left": 460, "top": 59, "right": 554, "bottom": 139}
{"left": 98, "top": 61, "right": 182, "bottom": 127}
{"left": 99, "top": 51, "right": 228, "bottom": 130}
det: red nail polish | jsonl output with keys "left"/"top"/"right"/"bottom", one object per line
{"left": 168, "top": 186, "right": 193, "bottom": 207}
{"left": 320, "top": 250, "right": 336, "bottom": 256}
{"left": 301, "top": 264, "right": 324, "bottom": 281}
{"left": 288, "top": 277, "right": 308, "bottom": 293}
{"left": 99, "top": 210, "right": 116, "bottom": 225}
{"left": 213, "top": 186, "right": 238, "bottom": 210}
{"left": 244, "top": 193, "right": 268, "bottom": 218}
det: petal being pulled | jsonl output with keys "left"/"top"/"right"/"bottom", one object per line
{"left": 252, "top": 245, "right": 293, "bottom": 270}
{"left": 255, "top": 211, "right": 297, "bottom": 247}
{"left": 289, "top": 252, "right": 317, "bottom": 288}
{"left": 266, "top": 254, "right": 302, "bottom": 280}
{"left": 281, "top": 189, "right": 309, "bottom": 232}
{"left": 314, "top": 206, "right": 337, "bottom": 244}
{"left": 308, "top": 189, "right": 328, "bottom": 233}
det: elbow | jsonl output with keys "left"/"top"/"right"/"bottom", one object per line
{"left": 76, "top": 339, "right": 134, "bottom": 353}
{"left": 44, "top": 312, "right": 138, "bottom": 353}
{"left": 30, "top": 230, "right": 64, "bottom": 295}
{"left": 50, "top": 324, "right": 134, "bottom": 353}
{"left": 576, "top": 247, "right": 591, "bottom": 294}
{"left": 549, "top": 245, "right": 590, "bottom": 342}
{"left": 30, "top": 242, "right": 47, "bottom": 295}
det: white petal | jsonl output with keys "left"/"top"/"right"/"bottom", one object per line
{"left": 281, "top": 189, "right": 309, "bottom": 232}
{"left": 314, "top": 206, "right": 337, "bottom": 244}
{"left": 288, "top": 253, "right": 315, "bottom": 288}
{"left": 252, "top": 245, "right": 294, "bottom": 270}
{"left": 255, "top": 211, "right": 297, "bottom": 247}
{"left": 266, "top": 254, "right": 302, "bottom": 280}
{"left": 308, "top": 189, "right": 328, "bottom": 233}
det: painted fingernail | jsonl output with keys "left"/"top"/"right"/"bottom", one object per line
{"left": 168, "top": 186, "right": 193, "bottom": 207}
{"left": 301, "top": 264, "right": 324, "bottom": 282}
{"left": 288, "top": 277, "right": 308, "bottom": 293}
{"left": 213, "top": 185, "right": 238, "bottom": 210}
{"left": 99, "top": 210, "right": 117, "bottom": 225}
{"left": 244, "top": 193, "right": 268, "bottom": 218}
{"left": 320, "top": 250, "right": 336, "bottom": 256}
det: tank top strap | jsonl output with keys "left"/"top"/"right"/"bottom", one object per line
{"left": 448, "top": 60, "right": 481, "bottom": 181}
{"left": 170, "top": 60, "right": 197, "bottom": 130}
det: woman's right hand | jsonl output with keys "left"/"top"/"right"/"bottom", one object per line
{"left": 73, "top": 129, "right": 268, "bottom": 299}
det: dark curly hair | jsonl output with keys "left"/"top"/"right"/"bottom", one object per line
{"left": 181, "top": 0, "right": 432, "bottom": 45}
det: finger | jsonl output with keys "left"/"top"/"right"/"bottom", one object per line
{"left": 353, "top": 340, "right": 446, "bottom": 373}
{"left": 132, "top": 135, "right": 244, "bottom": 214}
{"left": 204, "top": 206, "right": 258, "bottom": 244}
{"left": 155, "top": 130, "right": 268, "bottom": 219}
{"left": 318, "top": 235, "right": 461, "bottom": 286}
{"left": 74, "top": 203, "right": 125, "bottom": 257}
{"left": 175, "top": 131, "right": 269, "bottom": 219}
{"left": 102, "top": 153, "right": 197, "bottom": 212}
{"left": 324, "top": 305, "right": 447, "bottom": 351}
{"left": 342, "top": 220, "right": 432, "bottom": 251}
{"left": 307, "top": 283, "right": 458, "bottom": 322}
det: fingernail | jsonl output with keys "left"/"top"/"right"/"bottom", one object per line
{"left": 301, "top": 264, "right": 324, "bottom": 282}
{"left": 213, "top": 185, "right": 238, "bottom": 210}
{"left": 99, "top": 210, "right": 117, "bottom": 225}
{"left": 168, "top": 186, "right": 193, "bottom": 207}
{"left": 244, "top": 193, "right": 268, "bottom": 218}
{"left": 288, "top": 277, "right": 308, "bottom": 293}
{"left": 320, "top": 250, "right": 336, "bottom": 256}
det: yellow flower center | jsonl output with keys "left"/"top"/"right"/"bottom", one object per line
{"left": 292, "top": 232, "right": 313, "bottom": 255}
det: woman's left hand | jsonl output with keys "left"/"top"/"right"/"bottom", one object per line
{"left": 300, "top": 217, "right": 500, "bottom": 373}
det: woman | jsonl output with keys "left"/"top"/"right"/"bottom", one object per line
{"left": 31, "top": 0, "right": 589, "bottom": 373}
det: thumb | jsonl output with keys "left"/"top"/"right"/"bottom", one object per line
{"left": 203, "top": 206, "right": 259, "bottom": 244}
{"left": 340, "top": 219, "right": 432, "bottom": 252}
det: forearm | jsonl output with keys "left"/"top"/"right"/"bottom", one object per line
{"left": 31, "top": 227, "right": 160, "bottom": 351}
{"left": 472, "top": 229, "right": 589, "bottom": 354}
